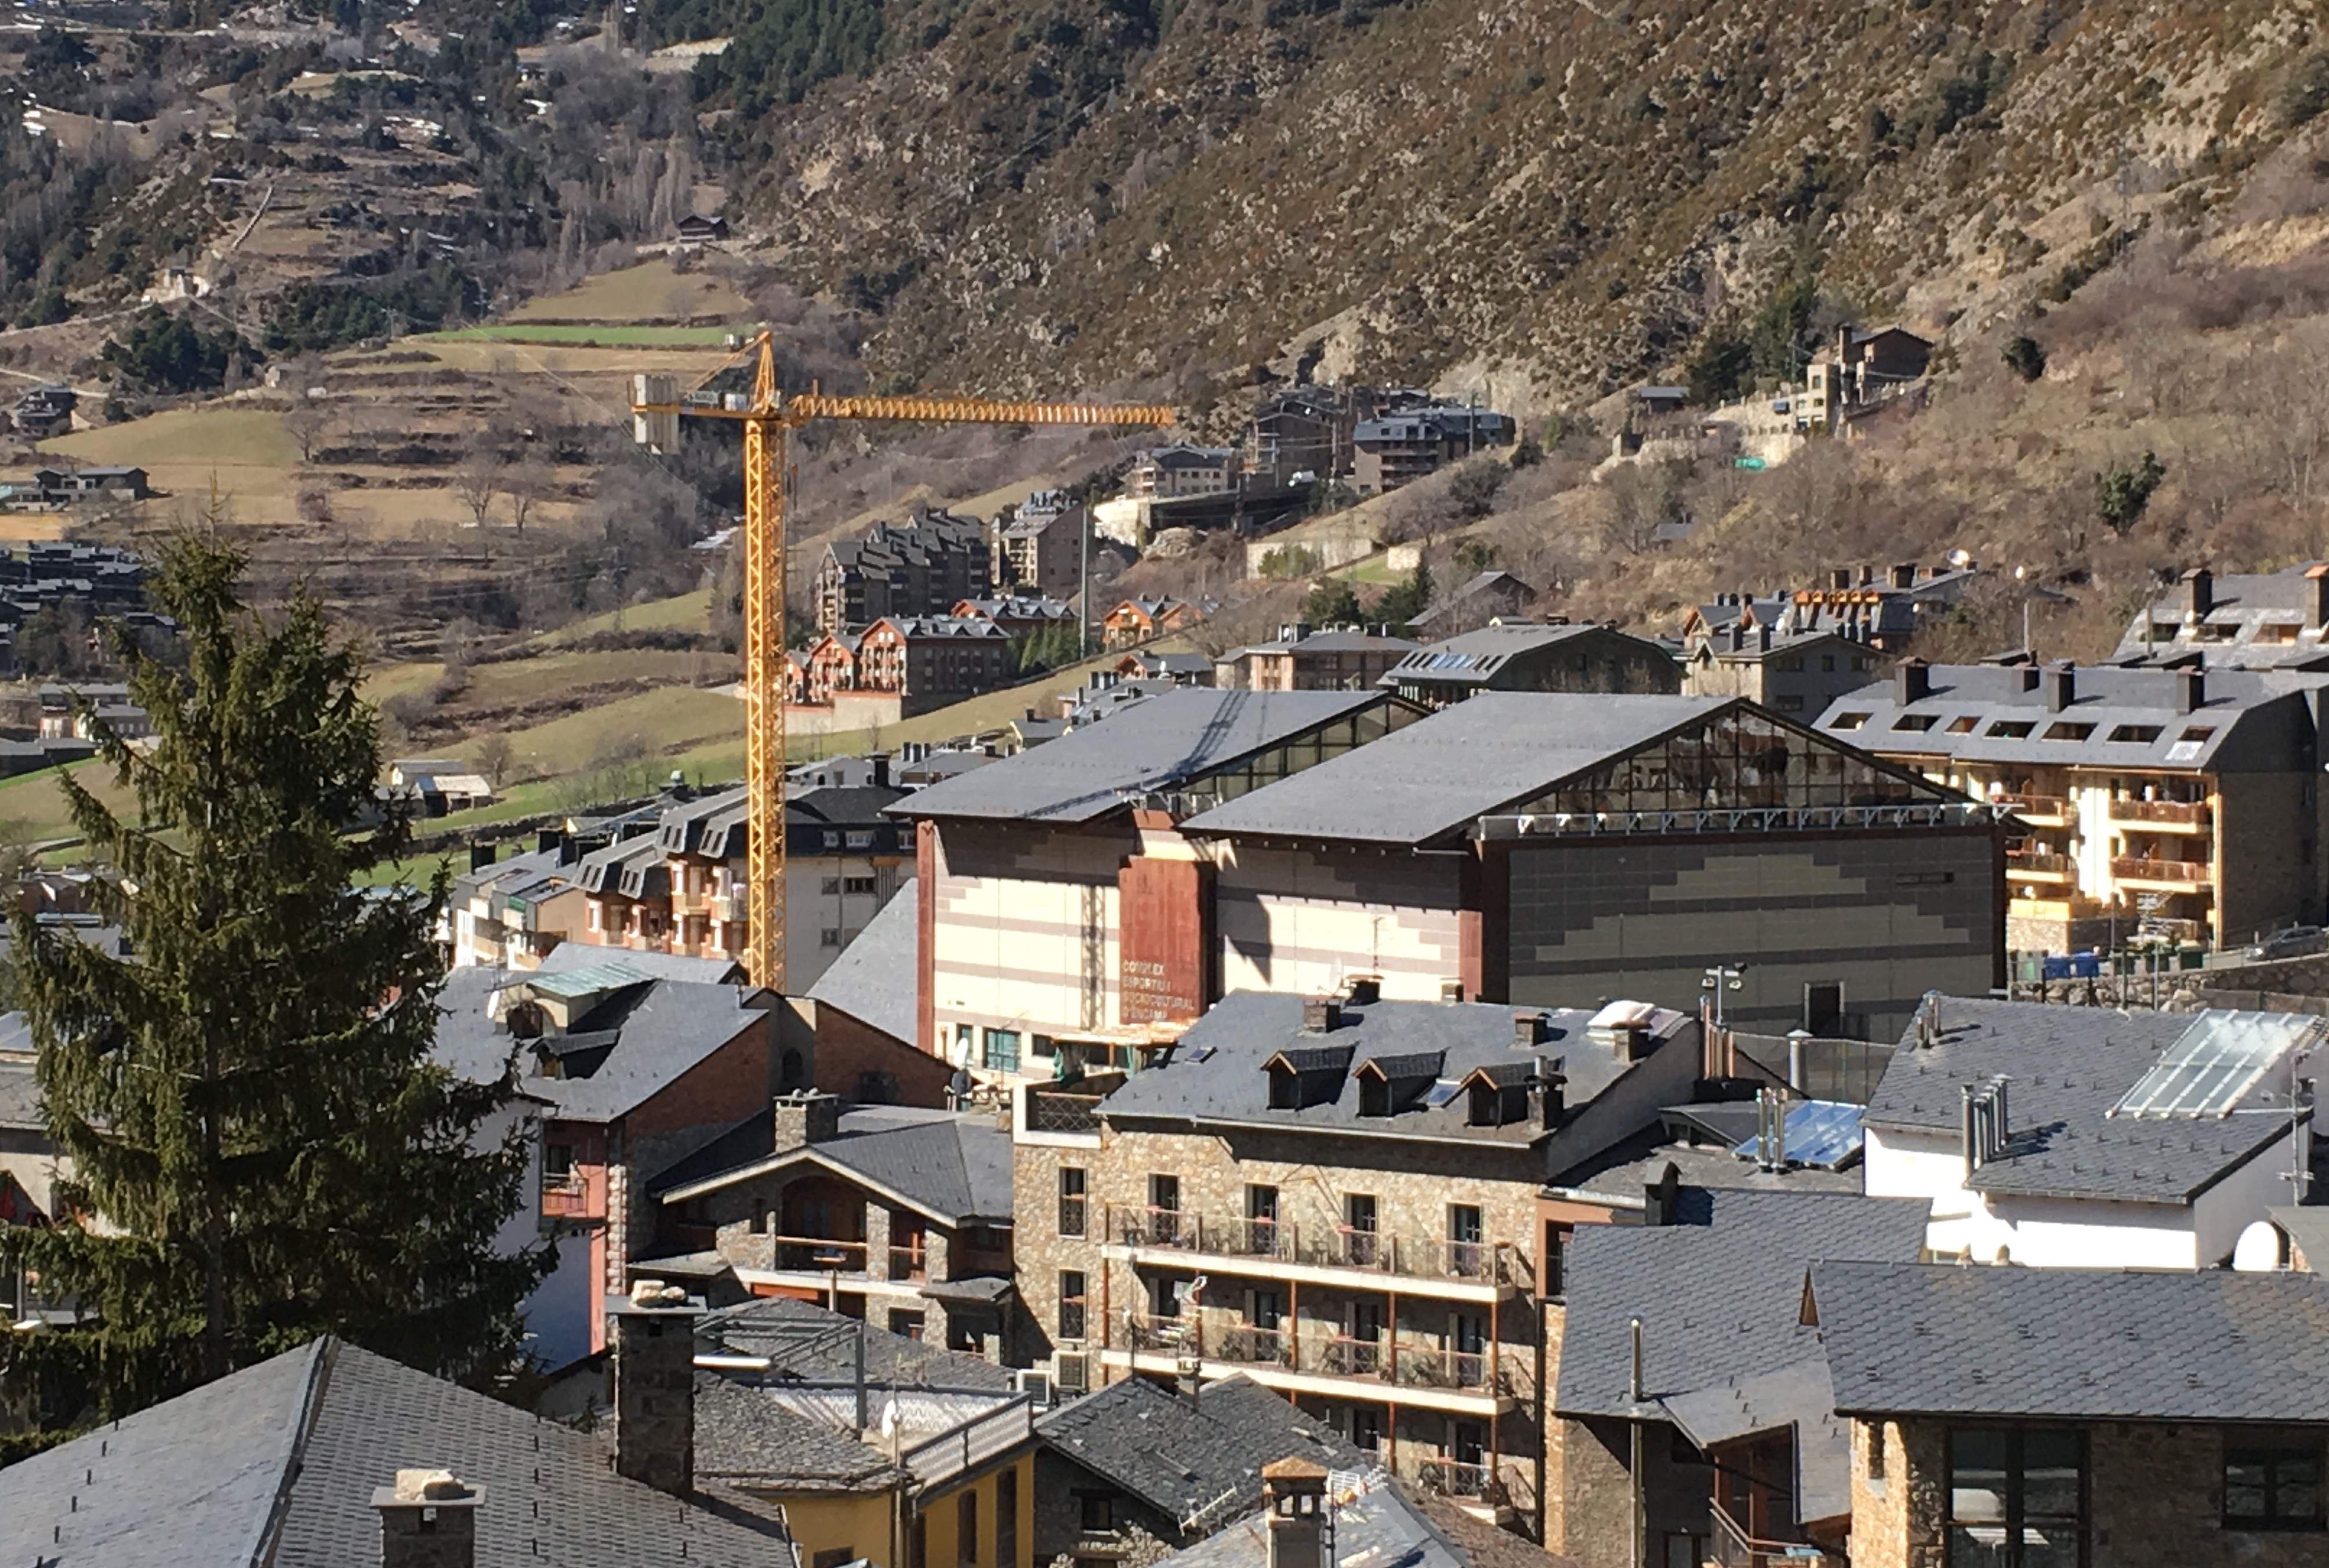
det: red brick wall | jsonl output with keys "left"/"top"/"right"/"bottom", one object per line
{"left": 815, "top": 1006, "right": 955, "bottom": 1107}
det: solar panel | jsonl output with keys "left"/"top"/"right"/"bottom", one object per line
{"left": 1423, "top": 1080, "right": 1463, "bottom": 1108}
{"left": 1729, "top": 1099, "right": 1865, "bottom": 1170}
{"left": 2110, "top": 1010, "right": 2317, "bottom": 1119}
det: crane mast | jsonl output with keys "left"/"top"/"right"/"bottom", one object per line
{"left": 633, "top": 332, "right": 1173, "bottom": 989}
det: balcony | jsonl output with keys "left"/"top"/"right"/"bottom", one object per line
{"left": 2111, "top": 855, "right": 2213, "bottom": 891}
{"left": 1417, "top": 1459, "right": 1508, "bottom": 1506}
{"left": 1103, "top": 1204, "right": 1523, "bottom": 1300}
{"left": 1710, "top": 1508, "right": 1840, "bottom": 1568}
{"left": 542, "top": 1179, "right": 593, "bottom": 1218}
{"left": 1026, "top": 1090, "right": 1102, "bottom": 1135}
{"left": 775, "top": 1236, "right": 870, "bottom": 1272}
{"left": 2107, "top": 797, "right": 2212, "bottom": 833}
{"left": 1996, "top": 792, "right": 2072, "bottom": 827}
{"left": 2005, "top": 850, "right": 2074, "bottom": 883}
{"left": 1103, "top": 1312, "right": 1522, "bottom": 1415}
{"left": 1216, "top": 1324, "right": 1292, "bottom": 1369}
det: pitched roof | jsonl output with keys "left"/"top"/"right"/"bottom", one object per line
{"left": 700, "top": 1294, "right": 1013, "bottom": 1390}
{"left": 1152, "top": 1471, "right": 1496, "bottom": 1568}
{"left": 1815, "top": 1261, "right": 2329, "bottom": 1422}
{"left": 1181, "top": 692, "right": 1739, "bottom": 846}
{"left": 1377, "top": 620, "right": 1640, "bottom": 689}
{"left": 888, "top": 688, "right": 1396, "bottom": 825}
{"left": 0, "top": 1338, "right": 793, "bottom": 1568}
{"left": 1553, "top": 1191, "right": 1928, "bottom": 1421}
{"left": 434, "top": 977, "right": 769, "bottom": 1124}
{"left": 533, "top": 943, "right": 745, "bottom": 986}
{"left": 0, "top": 1052, "right": 40, "bottom": 1128}
{"left": 806, "top": 877, "right": 919, "bottom": 1043}
{"left": 1095, "top": 990, "right": 1689, "bottom": 1146}
{"left": 694, "top": 1376, "right": 905, "bottom": 1493}
{"left": 1035, "top": 1375, "right": 1362, "bottom": 1530}
{"left": 650, "top": 1102, "right": 1014, "bottom": 1224}
{"left": 1863, "top": 997, "right": 2316, "bottom": 1204}
{"left": 1661, "top": 1357, "right": 1852, "bottom": 1523}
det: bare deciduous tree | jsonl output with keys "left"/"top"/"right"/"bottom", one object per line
{"left": 281, "top": 400, "right": 335, "bottom": 463}
{"left": 454, "top": 448, "right": 505, "bottom": 529}
{"left": 505, "top": 458, "right": 553, "bottom": 534}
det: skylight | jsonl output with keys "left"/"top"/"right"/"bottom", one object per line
{"left": 2109, "top": 1010, "right": 2319, "bottom": 1119}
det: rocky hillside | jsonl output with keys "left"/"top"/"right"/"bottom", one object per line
{"left": 717, "top": 0, "right": 2327, "bottom": 414}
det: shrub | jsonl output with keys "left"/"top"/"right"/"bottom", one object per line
{"left": 2281, "top": 50, "right": 2329, "bottom": 128}
{"left": 2095, "top": 451, "right": 2167, "bottom": 536}
{"left": 1447, "top": 458, "right": 1509, "bottom": 520}
{"left": 2002, "top": 335, "right": 2047, "bottom": 382}
{"left": 1258, "top": 545, "right": 1322, "bottom": 579}
{"left": 1304, "top": 579, "right": 1362, "bottom": 626}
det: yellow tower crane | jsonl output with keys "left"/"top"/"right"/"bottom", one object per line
{"left": 632, "top": 331, "right": 1174, "bottom": 989}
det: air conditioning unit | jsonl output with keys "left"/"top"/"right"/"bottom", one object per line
{"left": 1014, "top": 1368, "right": 1057, "bottom": 1407}
{"left": 1053, "top": 1352, "right": 1091, "bottom": 1394}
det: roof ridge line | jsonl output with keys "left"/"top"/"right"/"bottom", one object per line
{"left": 248, "top": 1337, "right": 338, "bottom": 1568}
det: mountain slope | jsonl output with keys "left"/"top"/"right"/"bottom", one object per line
{"left": 724, "top": 0, "right": 2326, "bottom": 408}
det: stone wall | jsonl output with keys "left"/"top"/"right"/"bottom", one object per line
{"left": 2215, "top": 768, "right": 2320, "bottom": 948}
{"left": 1555, "top": 1415, "right": 1715, "bottom": 1568}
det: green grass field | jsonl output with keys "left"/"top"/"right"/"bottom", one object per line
{"left": 507, "top": 261, "right": 751, "bottom": 324}
{"left": 531, "top": 589, "right": 713, "bottom": 647}
{"left": 419, "top": 325, "right": 737, "bottom": 347}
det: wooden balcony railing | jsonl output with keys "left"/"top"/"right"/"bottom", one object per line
{"left": 1996, "top": 792, "right": 2072, "bottom": 821}
{"left": 2112, "top": 855, "right": 2212, "bottom": 886}
{"left": 2108, "top": 797, "right": 2211, "bottom": 828}
{"left": 2005, "top": 850, "right": 2073, "bottom": 877}
{"left": 774, "top": 1236, "right": 870, "bottom": 1272}
{"left": 542, "top": 1179, "right": 592, "bottom": 1218}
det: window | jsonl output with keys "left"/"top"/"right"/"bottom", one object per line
{"left": 820, "top": 928, "right": 842, "bottom": 948}
{"left": 1892, "top": 714, "right": 1938, "bottom": 732}
{"left": 1868, "top": 1421, "right": 1888, "bottom": 1484}
{"left": 1775, "top": 654, "right": 1805, "bottom": 673}
{"left": 1447, "top": 1204, "right": 1483, "bottom": 1279}
{"left": 1058, "top": 1167, "right": 1087, "bottom": 1237}
{"left": 984, "top": 1029, "right": 1021, "bottom": 1073}
{"left": 1078, "top": 1493, "right": 1116, "bottom": 1534}
{"left": 2181, "top": 725, "right": 2216, "bottom": 742}
{"left": 1853, "top": 656, "right": 1874, "bottom": 672}
{"left": 1947, "top": 716, "right": 1980, "bottom": 733}
{"left": 1830, "top": 711, "right": 1871, "bottom": 730}
{"left": 814, "top": 1551, "right": 856, "bottom": 1568}
{"left": 997, "top": 1470, "right": 1018, "bottom": 1568}
{"left": 1987, "top": 720, "right": 2036, "bottom": 739}
{"left": 847, "top": 830, "right": 876, "bottom": 849}
{"left": 958, "top": 1488, "right": 979, "bottom": 1567}
{"left": 1351, "top": 1407, "right": 1384, "bottom": 1453}
{"left": 1246, "top": 1184, "right": 1279, "bottom": 1253}
{"left": 2225, "top": 1438, "right": 2324, "bottom": 1530}
{"left": 1148, "top": 1174, "right": 1181, "bottom": 1244}
{"left": 1776, "top": 694, "right": 1804, "bottom": 712}
{"left": 2107, "top": 724, "right": 2163, "bottom": 743}
{"left": 543, "top": 1143, "right": 575, "bottom": 1184}
{"left": 1345, "top": 1193, "right": 1379, "bottom": 1266}
{"left": 1543, "top": 1219, "right": 1573, "bottom": 1298}
{"left": 843, "top": 875, "right": 877, "bottom": 895}
{"left": 823, "top": 832, "right": 840, "bottom": 849}
{"left": 821, "top": 876, "right": 842, "bottom": 895}
{"left": 1947, "top": 1427, "right": 2084, "bottom": 1568}
{"left": 2043, "top": 721, "right": 2095, "bottom": 741}
{"left": 1057, "top": 1271, "right": 1087, "bottom": 1339}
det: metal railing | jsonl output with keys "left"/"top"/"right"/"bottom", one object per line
{"left": 1124, "top": 1310, "right": 1198, "bottom": 1353}
{"left": 1108, "top": 1204, "right": 1521, "bottom": 1286}
{"left": 1996, "top": 792, "right": 2072, "bottom": 820}
{"left": 1417, "top": 1459, "right": 1507, "bottom": 1505}
{"left": 899, "top": 1396, "right": 1037, "bottom": 1489}
{"left": 1216, "top": 1324, "right": 1291, "bottom": 1367}
{"left": 1710, "top": 1507, "right": 1838, "bottom": 1568}
{"left": 2005, "top": 850, "right": 2073, "bottom": 877}
{"left": 1026, "top": 1090, "right": 1102, "bottom": 1134}
{"left": 1476, "top": 801, "right": 2004, "bottom": 837}
{"left": 1317, "top": 1334, "right": 1383, "bottom": 1377}
{"left": 1058, "top": 1196, "right": 1088, "bottom": 1238}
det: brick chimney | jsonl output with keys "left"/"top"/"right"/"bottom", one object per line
{"left": 2044, "top": 662, "right": 2076, "bottom": 714}
{"left": 612, "top": 1280, "right": 706, "bottom": 1498}
{"left": 1301, "top": 997, "right": 1343, "bottom": 1033}
{"left": 1513, "top": 1010, "right": 1550, "bottom": 1047}
{"left": 773, "top": 1090, "right": 843, "bottom": 1153}
{"left": 1262, "top": 1459, "right": 1330, "bottom": 1568}
{"left": 371, "top": 1470, "right": 483, "bottom": 1568}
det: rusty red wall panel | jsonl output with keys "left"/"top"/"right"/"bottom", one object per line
{"left": 917, "top": 821, "right": 938, "bottom": 1055}
{"left": 1118, "top": 856, "right": 1213, "bottom": 1024}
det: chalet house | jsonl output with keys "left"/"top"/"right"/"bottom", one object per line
{"left": 448, "top": 839, "right": 586, "bottom": 968}
{"left": 1127, "top": 443, "right": 1241, "bottom": 499}
{"left": 1113, "top": 649, "right": 1213, "bottom": 684}
{"left": 1377, "top": 622, "right": 1679, "bottom": 707}
{"left": 36, "top": 681, "right": 151, "bottom": 742}
{"left": 10, "top": 384, "right": 72, "bottom": 437}
{"left": 1103, "top": 596, "right": 1204, "bottom": 649}
{"left": 1216, "top": 623, "right": 1419, "bottom": 692}
{"left": 0, "top": 1331, "right": 797, "bottom": 1567}
{"left": 817, "top": 509, "right": 993, "bottom": 635}
{"left": 1181, "top": 693, "right": 2008, "bottom": 1040}
{"left": 1407, "top": 572, "right": 1536, "bottom": 640}
{"left": 431, "top": 958, "right": 786, "bottom": 1356}
{"left": 1015, "top": 989, "right": 1703, "bottom": 1538}
{"left": 804, "top": 630, "right": 864, "bottom": 705}
{"left": 1804, "top": 325, "right": 1934, "bottom": 426}
{"left": 1550, "top": 1192, "right": 1928, "bottom": 1567}
{"left": 1031, "top": 1375, "right": 1362, "bottom": 1566}
{"left": 31, "top": 464, "right": 150, "bottom": 501}
{"left": 692, "top": 1295, "right": 1040, "bottom": 1568}
{"left": 1351, "top": 406, "right": 1514, "bottom": 494}
{"left": 2114, "top": 564, "right": 2329, "bottom": 670}
{"left": 1818, "top": 661, "right": 2329, "bottom": 953}
{"left": 676, "top": 212, "right": 731, "bottom": 242}
{"left": 1816, "top": 1262, "right": 2329, "bottom": 1568}
{"left": 889, "top": 688, "right": 1422, "bottom": 1056}
{"left": 1860, "top": 996, "right": 2319, "bottom": 1270}
{"left": 953, "top": 594, "right": 1077, "bottom": 640}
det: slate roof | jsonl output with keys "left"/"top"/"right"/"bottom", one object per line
{"left": 1662, "top": 1357, "right": 1852, "bottom": 1523}
{"left": 1550, "top": 1130, "right": 1862, "bottom": 1200}
{"left": 1036, "top": 1374, "right": 1362, "bottom": 1531}
{"left": 651, "top": 1102, "right": 1015, "bottom": 1224}
{"left": 0, "top": 1338, "right": 793, "bottom": 1568}
{"left": 0, "top": 1053, "right": 39, "bottom": 1128}
{"left": 1152, "top": 1471, "right": 1486, "bottom": 1568}
{"left": 1553, "top": 1190, "right": 1928, "bottom": 1421}
{"left": 2113, "top": 565, "right": 2329, "bottom": 667}
{"left": 532, "top": 942, "right": 746, "bottom": 986}
{"left": 887, "top": 688, "right": 1394, "bottom": 825}
{"left": 2272, "top": 1205, "right": 2329, "bottom": 1271}
{"left": 1181, "top": 692, "right": 1736, "bottom": 846}
{"left": 700, "top": 1294, "right": 1014, "bottom": 1390}
{"left": 1241, "top": 628, "right": 1419, "bottom": 656}
{"left": 695, "top": 1375, "right": 904, "bottom": 1493}
{"left": 1097, "top": 990, "right": 1690, "bottom": 1145}
{"left": 806, "top": 876, "right": 919, "bottom": 1043}
{"left": 1815, "top": 1261, "right": 2329, "bottom": 1422}
{"left": 433, "top": 975, "right": 768, "bottom": 1124}
{"left": 1812, "top": 662, "right": 2315, "bottom": 772}
{"left": 1376, "top": 621, "right": 1630, "bottom": 691}
{"left": 1862, "top": 996, "right": 2316, "bottom": 1204}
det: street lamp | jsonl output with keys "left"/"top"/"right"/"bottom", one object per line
{"left": 1702, "top": 964, "right": 1746, "bottom": 1030}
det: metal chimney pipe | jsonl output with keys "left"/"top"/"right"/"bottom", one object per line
{"left": 1628, "top": 1317, "right": 1644, "bottom": 1403}
{"left": 1962, "top": 1084, "right": 1979, "bottom": 1174}
{"left": 1773, "top": 1097, "right": 1787, "bottom": 1170}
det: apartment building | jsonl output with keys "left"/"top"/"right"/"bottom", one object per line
{"left": 996, "top": 492, "right": 1086, "bottom": 598}
{"left": 2114, "top": 563, "right": 2329, "bottom": 670}
{"left": 1127, "top": 443, "right": 1241, "bottom": 499}
{"left": 891, "top": 687, "right": 1422, "bottom": 1060}
{"left": 1819, "top": 660, "right": 2329, "bottom": 953}
{"left": 1103, "top": 595, "right": 1204, "bottom": 649}
{"left": 817, "top": 508, "right": 993, "bottom": 635}
{"left": 1351, "top": 406, "right": 1514, "bottom": 494}
{"left": 1214, "top": 624, "right": 1419, "bottom": 692}
{"left": 1013, "top": 988, "right": 1704, "bottom": 1540}
{"left": 640, "top": 1090, "right": 1017, "bottom": 1354}
{"left": 1377, "top": 622, "right": 1679, "bottom": 709}
{"left": 1817, "top": 1263, "right": 2329, "bottom": 1568}
{"left": 1860, "top": 996, "right": 2319, "bottom": 1269}
{"left": 574, "top": 781, "right": 909, "bottom": 989}
{"left": 1678, "top": 622, "right": 1882, "bottom": 717}
{"left": 447, "top": 840, "right": 587, "bottom": 969}
{"left": 1181, "top": 693, "right": 2006, "bottom": 1042}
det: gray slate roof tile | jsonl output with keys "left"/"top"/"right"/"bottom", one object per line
{"left": 1815, "top": 1261, "right": 2329, "bottom": 1422}
{"left": 806, "top": 877, "right": 919, "bottom": 1044}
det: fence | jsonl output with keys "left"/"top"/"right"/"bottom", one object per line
{"left": 1728, "top": 1033, "right": 1895, "bottom": 1106}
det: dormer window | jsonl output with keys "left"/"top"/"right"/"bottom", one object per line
{"left": 1461, "top": 1064, "right": 1531, "bottom": 1126}
{"left": 1359, "top": 1077, "right": 1391, "bottom": 1117}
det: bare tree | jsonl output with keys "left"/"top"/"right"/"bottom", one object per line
{"left": 281, "top": 400, "right": 335, "bottom": 463}
{"left": 505, "top": 457, "right": 553, "bottom": 534}
{"left": 454, "top": 448, "right": 505, "bottom": 529}
{"left": 473, "top": 732, "right": 514, "bottom": 789}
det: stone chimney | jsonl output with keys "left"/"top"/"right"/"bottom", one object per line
{"left": 612, "top": 1280, "right": 706, "bottom": 1498}
{"left": 372, "top": 1470, "right": 483, "bottom": 1568}
{"left": 2044, "top": 662, "right": 2076, "bottom": 714}
{"left": 1889, "top": 562, "right": 1916, "bottom": 589}
{"left": 1301, "top": 997, "right": 1343, "bottom": 1033}
{"left": 773, "top": 1090, "right": 843, "bottom": 1153}
{"left": 1895, "top": 659, "right": 1931, "bottom": 705}
{"left": 2183, "top": 567, "right": 2213, "bottom": 619}
{"left": 1262, "top": 1459, "right": 1330, "bottom": 1568}
{"left": 2310, "top": 563, "right": 2329, "bottom": 631}
{"left": 2177, "top": 666, "right": 2207, "bottom": 716}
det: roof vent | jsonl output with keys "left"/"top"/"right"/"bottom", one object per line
{"left": 1514, "top": 1010, "right": 1550, "bottom": 1047}
{"left": 1301, "top": 997, "right": 1343, "bottom": 1034}
{"left": 1340, "top": 975, "right": 1381, "bottom": 1006}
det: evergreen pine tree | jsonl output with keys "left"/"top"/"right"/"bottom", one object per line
{"left": 0, "top": 533, "right": 543, "bottom": 1432}
{"left": 1375, "top": 558, "right": 1435, "bottom": 629}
